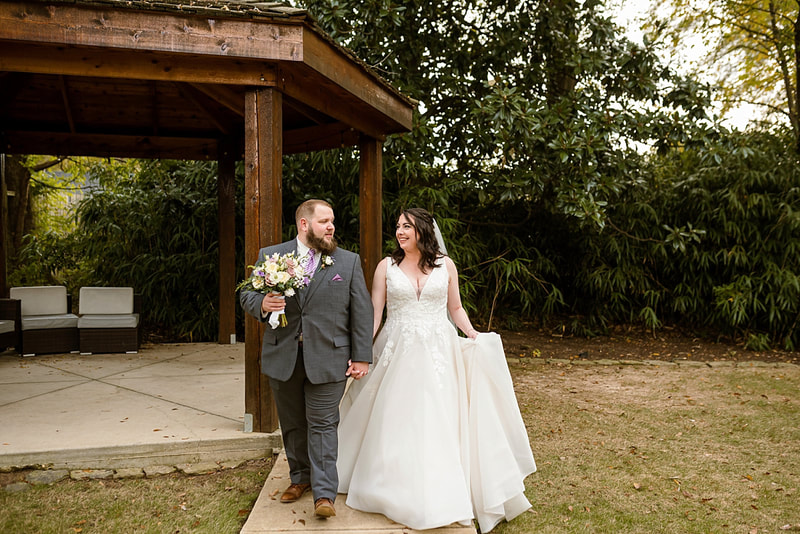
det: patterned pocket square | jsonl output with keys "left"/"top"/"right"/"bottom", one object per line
{"left": 331, "top": 274, "right": 344, "bottom": 281}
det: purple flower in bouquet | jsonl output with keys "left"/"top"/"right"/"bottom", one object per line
{"left": 237, "top": 252, "right": 309, "bottom": 327}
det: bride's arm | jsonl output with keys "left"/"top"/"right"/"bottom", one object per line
{"left": 444, "top": 257, "right": 479, "bottom": 339}
{"left": 371, "top": 258, "right": 388, "bottom": 338}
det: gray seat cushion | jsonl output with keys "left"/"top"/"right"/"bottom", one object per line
{"left": 78, "top": 314, "right": 139, "bottom": 329}
{"left": 21, "top": 313, "right": 79, "bottom": 331}
{"left": 0, "top": 320, "right": 14, "bottom": 334}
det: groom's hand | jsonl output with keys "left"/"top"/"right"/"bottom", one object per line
{"left": 346, "top": 360, "right": 369, "bottom": 380}
{"left": 260, "top": 293, "right": 286, "bottom": 314}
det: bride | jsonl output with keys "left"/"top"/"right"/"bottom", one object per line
{"left": 337, "top": 208, "right": 537, "bottom": 532}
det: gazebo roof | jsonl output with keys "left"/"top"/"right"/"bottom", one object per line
{"left": 0, "top": 0, "right": 415, "bottom": 159}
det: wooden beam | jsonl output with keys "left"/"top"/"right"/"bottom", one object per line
{"left": 301, "top": 29, "right": 414, "bottom": 132}
{"left": 0, "top": 2, "right": 304, "bottom": 62}
{"left": 284, "top": 95, "right": 332, "bottom": 126}
{"left": 244, "top": 87, "right": 282, "bottom": 433}
{"left": 0, "top": 72, "right": 30, "bottom": 115}
{"left": 0, "top": 154, "right": 7, "bottom": 298}
{"left": 283, "top": 122, "right": 360, "bottom": 154}
{"left": 174, "top": 83, "right": 232, "bottom": 136}
{"left": 190, "top": 84, "right": 245, "bottom": 117}
{"left": 151, "top": 81, "right": 159, "bottom": 136}
{"left": 279, "top": 65, "right": 391, "bottom": 141}
{"left": 218, "top": 137, "right": 237, "bottom": 345}
{"left": 359, "top": 135, "right": 383, "bottom": 291}
{"left": 57, "top": 76, "right": 76, "bottom": 134}
{"left": 0, "top": 42, "right": 279, "bottom": 86}
{"left": 1, "top": 131, "right": 218, "bottom": 160}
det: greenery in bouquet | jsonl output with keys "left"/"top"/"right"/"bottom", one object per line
{"left": 237, "top": 252, "right": 309, "bottom": 327}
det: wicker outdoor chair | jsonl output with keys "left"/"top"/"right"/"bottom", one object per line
{"left": 78, "top": 287, "right": 141, "bottom": 354}
{"left": 10, "top": 286, "right": 80, "bottom": 356}
{"left": 0, "top": 297, "right": 22, "bottom": 353}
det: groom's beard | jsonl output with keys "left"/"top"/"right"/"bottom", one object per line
{"left": 307, "top": 227, "right": 337, "bottom": 255}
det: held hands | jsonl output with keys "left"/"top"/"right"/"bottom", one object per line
{"left": 261, "top": 292, "right": 287, "bottom": 314}
{"left": 346, "top": 359, "right": 369, "bottom": 380}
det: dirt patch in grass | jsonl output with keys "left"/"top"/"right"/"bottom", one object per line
{"left": 3, "top": 328, "right": 798, "bottom": 533}
{"left": 505, "top": 360, "right": 800, "bottom": 533}
{"left": 496, "top": 325, "right": 800, "bottom": 364}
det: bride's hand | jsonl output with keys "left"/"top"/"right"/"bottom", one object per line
{"left": 347, "top": 360, "right": 370, "bottom": 380}
{"left": 467, "top": 328, "right": 479, "bottom": 340}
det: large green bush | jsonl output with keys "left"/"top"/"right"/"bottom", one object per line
{"left": 572, "top": 127, "right": 800, "bottom": 348}
{"left": 73, "top": 159, "right": 231, "bottom": 342}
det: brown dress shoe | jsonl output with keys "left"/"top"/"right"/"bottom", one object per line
{"left": 314, "top": 497, "right": 336, "bottom": 518}
{"left": 280, "top": 483, "right": 311, "bottom": 503}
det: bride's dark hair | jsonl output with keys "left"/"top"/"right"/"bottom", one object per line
{"left": 390, "top": 208, "right": 441, "bottom": 272}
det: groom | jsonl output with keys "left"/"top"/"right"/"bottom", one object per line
{"left": 239, "top": 199, "right": 373, "bottom": 518}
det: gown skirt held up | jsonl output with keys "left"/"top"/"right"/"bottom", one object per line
{"left": 337, "top": 259, "right": 537, "bottom": 532}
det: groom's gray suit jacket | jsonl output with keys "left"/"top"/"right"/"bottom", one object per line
{"left": 240, "top": 239, "right": 373, "bottom": 384}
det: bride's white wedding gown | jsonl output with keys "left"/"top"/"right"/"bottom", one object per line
{"left": 337, "top": 258, "right": 537, "bottom": 532}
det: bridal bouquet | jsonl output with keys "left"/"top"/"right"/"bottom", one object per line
{"left": 237, "top": 252, "right": 308, "bottom": 328}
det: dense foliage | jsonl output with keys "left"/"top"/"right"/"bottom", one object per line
{"left": 647, "top": 0, "right": 799, "bottom": 147}
{"left": 12, "top": 159, "right": 234, "bottom": 341}
{"left": 9, "top": 0, "right": 800, "bottom": 348}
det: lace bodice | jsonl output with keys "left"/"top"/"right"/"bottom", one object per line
{"left": 385, "top": 258, "right": 449, "bottom": 328}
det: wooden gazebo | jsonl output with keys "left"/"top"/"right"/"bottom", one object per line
{"left": 0, "top": 0, "right": 414, "bottom": 432}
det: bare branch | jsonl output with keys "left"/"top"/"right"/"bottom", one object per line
{"left": 29, "top": 158, "right": 65, "bottom": 172}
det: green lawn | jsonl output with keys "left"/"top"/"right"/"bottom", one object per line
{"left": 2, "top": 361, "right": 798, "bottom": 533}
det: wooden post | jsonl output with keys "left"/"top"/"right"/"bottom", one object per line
{"left": 217, "top": 138, "right": 236, "bottom": 344}
{"left": 244, "top": 87, "right": 282, "bottom": 433}
{"left": 359, "top": 135, "right": 383, "bottom": 290}
{"left": 0, "top": 154, "right": 7, "bottom": 298}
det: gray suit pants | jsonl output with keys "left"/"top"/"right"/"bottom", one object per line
{"left": 269, "top": 346, "right": 346, "bottom": 502}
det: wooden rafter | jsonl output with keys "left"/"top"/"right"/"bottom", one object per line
{"left": 174, "top": 82, "right": 232, "bottom": 136}
{"left": 151, "top": 81, "right": 159, "bottom": 136}
{"left": 284, "top": 96, "right": 333, "bottom": 126}
{"left": 189, "top": 83, "right": 244, "bottom": 118}
{"left": 57, "top": 76, "right": 76, "bottom": 134}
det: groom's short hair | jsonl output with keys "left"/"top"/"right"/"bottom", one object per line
{"left": 296, "top": 199, "right": 332, "bottom": 225}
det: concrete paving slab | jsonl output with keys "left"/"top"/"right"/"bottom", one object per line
{"left": 242, "top": 452, "right": 476, "bottom": 534}
{"left": 0, "top": 354, "right": 87, "bottom": 382}
{"left": 0, "top": 380, "right": 243, "bottom": 452}
{"left": 15, "top": 351, "right": 175, "bottom": 380}
{"left": 102, "top": 372, "right": 244, "bottom": 421}
{"left": 0, "top": 380, "right": 86, "bottom": 406}
{"left": 110, "top": 346, "right": 242, "bottom": 379}
{"left": 0, "top": 342, "right": 281, "bottom": 471}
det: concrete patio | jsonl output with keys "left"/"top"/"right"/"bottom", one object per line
{"left": 0, "top": 342, "right": 279, "bottom": 471}
{"left": 0, "top": 342, "right": 476, "bottom": 533}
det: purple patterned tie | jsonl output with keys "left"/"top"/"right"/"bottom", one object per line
{"left": 305, "top": 249, "right": 317, "bottom": 277}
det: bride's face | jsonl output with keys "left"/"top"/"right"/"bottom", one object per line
{"left": 396, "top": 214, "right": 419, "bottom": 252}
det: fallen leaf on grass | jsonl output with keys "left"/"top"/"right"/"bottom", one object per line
{"left": 633, "top": 483, "right": 642, "bottom": 490}
{"left": 238, "top": 509, "right": 250, "bottom": 516}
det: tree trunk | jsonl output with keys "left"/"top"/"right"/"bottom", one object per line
{"left": 794, "top": 3, "right": 800, "bottom": 152}
{"left": 772, "top": 0, "right": 800, "bottom": 151}
{"left": 5, "top": 155, "right": 31, "bottom": 257}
